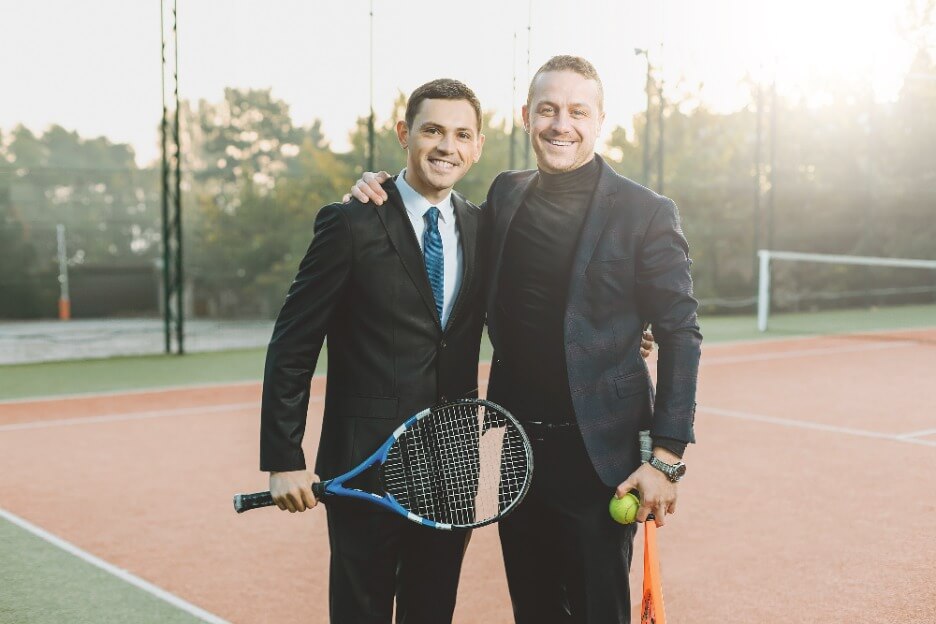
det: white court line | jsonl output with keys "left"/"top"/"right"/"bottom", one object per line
{"left": 0, "top": 377, "right": 272, "bottom": 406}
{"left": 702, "top": 341, "right": 914, "bottom": 366}
{"left": 0, "top": 402, "right": 256, "bottom": 432}
{"left": 0, "top": 507, "right": 230, "bottom": 624}
{"left": 897, "top": 428, "right": 936, "bottom": 439}
{"left": 0, "top": 398, "right": 325, "bottom": 433}
{"left": 699, "top": 406, "right": 936, "bottom": 447}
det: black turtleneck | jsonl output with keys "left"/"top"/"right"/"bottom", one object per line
{"left": 495, "top": 157, "right": 687, "bottom": 458}
{"left": 496, "top": 158, "right": 601, "bottom": 424}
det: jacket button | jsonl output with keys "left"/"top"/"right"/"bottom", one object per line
{"left": 440, "top": 395, "right": 448, "bottom": 402}
{"left": 440, "top": 340, "right": 447, "bottom": 348}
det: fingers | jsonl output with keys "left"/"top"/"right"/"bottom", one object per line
{"left": 615, "top": 478, "right": 636, "bottom": 499}
{"left": 351, "top": 183, "right": 373, "bottom": 203}
{"left": 362, "top": 172, "right": 389, "bottom": 204}
{"left": 300, "top": 480, "right": 318, "bottom": 510}
{"left": 269, "top": 471, "right": 316, "bottom": 513}
{"left": 653, "top": 502, "right": 667, "bottom": 527}
{"left": 341, "top": 193, "right": 352, "bottom": 204}
{"left": 636, "top": 502, "right": 654, "bottom": 524}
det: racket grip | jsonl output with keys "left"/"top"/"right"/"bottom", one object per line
{"left": 311, "top": 481, "right": 326, "bottom": 499}
{"left": 233, "top": 491, "right": 274, "bottom": 513}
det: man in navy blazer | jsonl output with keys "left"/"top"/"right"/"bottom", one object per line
{"left": 482, "top": 56, "right": 700, "bottom": 623}
{"left": 352, "top": 56, "right": 700, "bottom": 624}
{"left": 260, "top": 79, "right": 488, "bottom": 623}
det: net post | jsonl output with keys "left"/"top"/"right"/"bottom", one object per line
{"left": 757, "top": 250, "right": 770, "bottom": 332}
{"left": 56, "top": 224, "right": 71, "bottom": 321}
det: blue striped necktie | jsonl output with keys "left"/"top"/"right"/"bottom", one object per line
{"left": 423, "top": 206, "right": 444, "bottom": 321}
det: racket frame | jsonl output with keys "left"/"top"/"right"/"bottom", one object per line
{"left": 236, "top": 399, "right": 533, "bottom": 531}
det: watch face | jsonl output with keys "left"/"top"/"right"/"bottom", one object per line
{"left": 674, "top": 463, "right": 687, "bottom": 478}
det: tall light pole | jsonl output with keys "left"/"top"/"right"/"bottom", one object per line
{"left": 367, "top": 0, "right": 375, "bottom": 172}
{"left": 634, "top": 48, "right": 652, "bottom": 187}
{"left": 510, "top": 31, "right": 517, "bottom": 171}
{"left": 524, "top": 1, "right": 532, "bottom": 169}
{"left": 160, "top": 0, "right": 183, "bottom": 354}
{"left": 753, "top": 80, "right": 763, "bottom": 284}
{"left": 656, "top": 44, "right": 665, "bottom": 194}
{"left": 767, "top": 77, "right": 777, "bottom": 253}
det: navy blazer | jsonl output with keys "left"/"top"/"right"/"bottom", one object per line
{"left": 260, "top": 179, "right": 486, "bottom": 481}
{"left": 483, "top": 155, "right": 702, "bottom": 486}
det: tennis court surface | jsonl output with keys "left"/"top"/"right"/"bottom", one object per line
{"left": 1, "top": 315, "right": 934, "bottom": 623}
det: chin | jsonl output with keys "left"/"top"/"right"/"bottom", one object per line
{"left": 541, "top": 158, "right": 574, "bottom": 173}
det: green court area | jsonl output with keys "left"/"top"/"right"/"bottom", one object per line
{"left": 1, "top": 304, "right": 934, "bottom": 401}
{"left": 0, "top": 515, "right": 205, "bottom": 624}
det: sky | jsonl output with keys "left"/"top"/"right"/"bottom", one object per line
{"left": 0, "top": 0, "right": 923, "bottom": 167}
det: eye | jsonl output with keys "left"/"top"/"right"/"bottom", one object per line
{"left": 458, "top": 132, "right": 472, "bottom": 140}
{"left": 425, "top": 127, "right": 441, "bottom": 135}
{"left": 572, "top": 109, "right": 587, "bottom": 117}
{"left": 539, "top": 106, "right": 554, "bottom": 115}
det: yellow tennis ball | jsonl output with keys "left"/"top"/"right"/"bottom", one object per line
{"left": 609, "top": 492, "right": 640, "bottom": 525}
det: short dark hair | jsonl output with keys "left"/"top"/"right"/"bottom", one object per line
{"left": 527, "top": 55, "right": 604, "bottom": 112}
{"left": 405, "top": 78, "right": 483, "bottom": 132}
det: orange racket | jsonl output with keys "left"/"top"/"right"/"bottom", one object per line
{"left": 641, "top": 517, "right": 667, "bottom": 624}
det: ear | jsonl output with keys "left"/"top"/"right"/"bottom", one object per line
{"left": 396, "top": 120, "right": 409, "bottom": 149}
{"left": 521, "top": 105, "right": 531, "bottom": 133}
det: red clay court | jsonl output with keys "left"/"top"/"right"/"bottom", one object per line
{"left": 1, "top": 328, "right": 934, "bottom": 623}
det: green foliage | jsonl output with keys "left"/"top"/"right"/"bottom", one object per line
{"left": 3, "top": 53, "right": 936, "bottom": 319}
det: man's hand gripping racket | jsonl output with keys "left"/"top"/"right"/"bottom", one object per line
{"left": 233, "top": 399, "right": 534, "bottom": 530}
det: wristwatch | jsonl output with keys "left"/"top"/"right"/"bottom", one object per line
{"left": 648, "top": 455, "right": 687, "bottom": 483}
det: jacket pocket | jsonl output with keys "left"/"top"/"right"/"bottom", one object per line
{"left": 614, "top": 372, "right": 649, "bottom": 399}
{"left": 335, "top": 395, "right": 399, "bottom": 420}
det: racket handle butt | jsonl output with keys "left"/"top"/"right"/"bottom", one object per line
{"left": 233, "top": 491, "right": 274, "bottom": 513}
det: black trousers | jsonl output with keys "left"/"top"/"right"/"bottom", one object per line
{"left": 325, "top": 499, "right": 469, "bottom": 623}
{"left": 498, "top": 426, "right": 638, "bottom": 624}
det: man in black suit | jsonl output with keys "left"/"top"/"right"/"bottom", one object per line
{"left": 352, "top": 56, "right": 700, "bottom": 623}
{"left": 259, "top": 78, "right": 487, "bottom": 623}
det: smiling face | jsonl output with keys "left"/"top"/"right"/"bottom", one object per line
{"left": 397, "top": 98, "right": 485, "bottom": 204}
{"left": 522, "top": 70, "right": 605, "bottom": 174}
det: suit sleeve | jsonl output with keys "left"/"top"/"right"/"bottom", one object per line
{"left": 635, "top": 198, "right": 702, "bottom": 446}
{"left": 260, "top": 203, "right": 352, "bottom": 472}
{"left": 477, "top": 173, "right": 504, "bottom": 327}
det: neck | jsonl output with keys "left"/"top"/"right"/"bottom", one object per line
{"left": 537, "top": 155, "right": 600, "bottom": 191}
{"left": 403, "top": 170, "right": 451, "bottom": 205}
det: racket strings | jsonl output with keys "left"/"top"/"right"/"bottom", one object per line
{"left": 381, "top": 403, "right": 530, "bottom": 527}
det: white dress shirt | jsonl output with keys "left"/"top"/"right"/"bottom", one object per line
{"left": 396, "top": 169, "right": 463, "bottom": 328}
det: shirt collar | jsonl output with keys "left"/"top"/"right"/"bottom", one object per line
{"left": 396, "top": 168, "right": 454, "bottom": 224}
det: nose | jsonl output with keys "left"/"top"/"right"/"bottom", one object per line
{"left": 550, "top": 110, "right": 573, "bottom": 134}
{"left": 437, "top": 133, "right": 455, "bottom": 154}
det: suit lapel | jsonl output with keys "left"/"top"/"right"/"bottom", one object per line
{"left": 445, "top": 192, "right": 476, "bottom": 331}
{"left": 488, "top": 172, "right": 537, "bottom": 306}
{"left": 568, "top": 158, "right": 619, "bottom": 285}
{"left": 375, "top": 180, "right": 442, "bottom": 329}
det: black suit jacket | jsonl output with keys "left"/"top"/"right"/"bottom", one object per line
{"left": 484, "top": 155, "right": 702, "bottom": 486}
{"left": 260, "top": 179, "right": 486, "bottom": 481}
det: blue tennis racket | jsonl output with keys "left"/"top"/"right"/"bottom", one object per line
{"left": 233, "top": 399, "right": 533, "bottom": 530}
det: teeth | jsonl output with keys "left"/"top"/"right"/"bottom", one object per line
{"left": 548, "top": 140, "right": 573, "bottom": 147}
{"left": 430, "top": 160, "right": 455, "bottom": 169}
